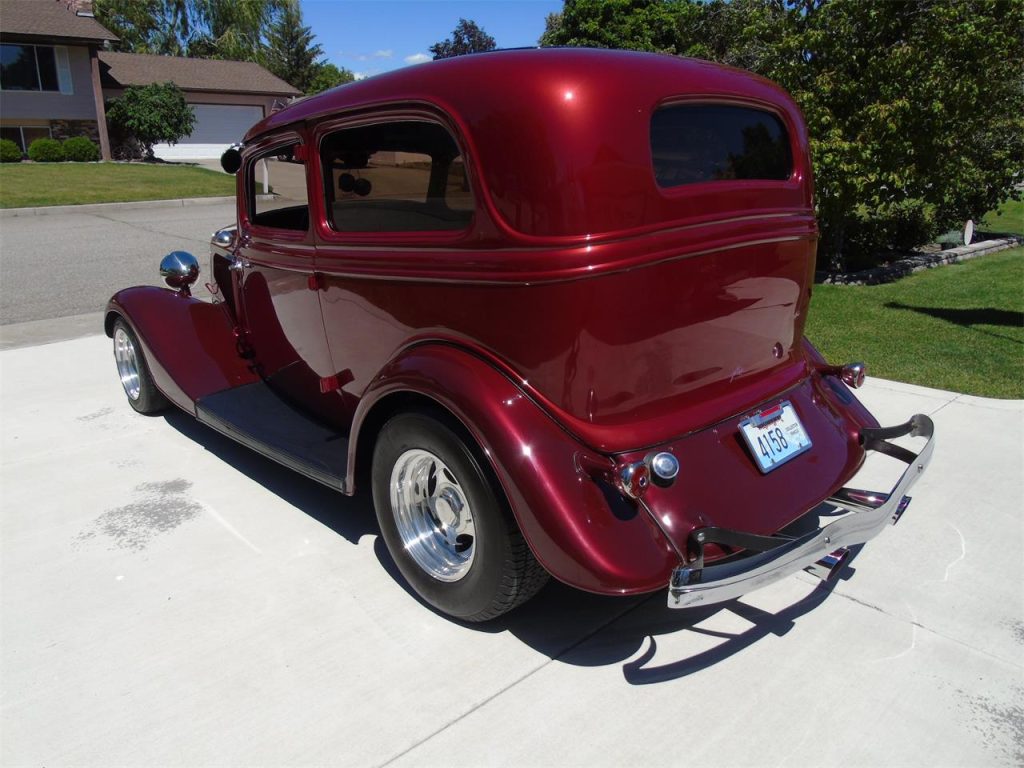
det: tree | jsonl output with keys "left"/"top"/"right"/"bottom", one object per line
{"left": 95, "top": 0, "right": 285, "bottom": 62}
{"left": 541, "top": 0, "right": 1024, "bottom": 270}
{"left": 429, "top": 18, "right": 497, "bottom": 59}
{"left": 263, "top": 1, "right": 322, "bottom": 92}
{"left": 105, "top": 83, "right": 196, "bottom": 159}
{"left": 185, "top": 0, "right": 286, "bottom": 62}
{"left": 538, "top": 12, "right": 564, "bottom": 47}
{"left": 307, "top": 62, "right": 356, "bottom": 95}
{"left": 94, "top": 0, "right": 189, "bottom": 55}
{"left": 539, "top": 0, "right": 695, "bottom": 53}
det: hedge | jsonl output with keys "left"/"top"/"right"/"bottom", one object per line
{"left": 27, "top": 138, "right": 65, "bottom": 162}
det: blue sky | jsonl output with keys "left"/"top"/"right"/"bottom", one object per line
{"left": 300, "top": 0, "right": 563, "bottom": 80}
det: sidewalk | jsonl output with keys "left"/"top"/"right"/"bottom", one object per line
{"left": 1, "top": 335, "right": 1021, "bottom": 767}
{"left": 0, "top": 194, "right": 236, "bottom": 218}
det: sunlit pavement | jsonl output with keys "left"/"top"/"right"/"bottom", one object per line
{"left": 2, "top": 334, "right": 1021, "bottom": 767}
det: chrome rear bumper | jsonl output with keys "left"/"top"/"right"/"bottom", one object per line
{"left": 667, "top": 414, "right": 935, "bottom": 608}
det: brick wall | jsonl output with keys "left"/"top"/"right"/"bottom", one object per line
{"left": 49, "top": 119, "right": 99, "bottom": 143}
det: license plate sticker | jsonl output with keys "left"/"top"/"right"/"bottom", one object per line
{"left": 739, "top": 401, "right": 812, "bottom": 473}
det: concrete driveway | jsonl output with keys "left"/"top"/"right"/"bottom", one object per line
{"left": 1, "top": 334, "right": 1022, "bottom": 767}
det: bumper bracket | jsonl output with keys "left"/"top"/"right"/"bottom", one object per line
{"left": 668, "top": 414, "right": 935, "bottom": 609}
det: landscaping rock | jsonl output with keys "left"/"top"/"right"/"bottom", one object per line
{"left": 817, "top": 234, "right": 1023, "bottom": 285}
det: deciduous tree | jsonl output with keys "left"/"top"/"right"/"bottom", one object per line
{"left": 105, "top": 83, "right": 196, "bottom": 159}
{"left": 541, "top": 0, "right": 1024, "bottom": 270}
{"left": 307, "top": 62, "right": 356, "bottom": 94}
{"left": 430, "top": 19, "right": 497, "bottom": 59}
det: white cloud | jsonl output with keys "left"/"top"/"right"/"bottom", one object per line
{"left": 353, "top": 72, "right": 368, "bottom": 81}
{"left": 404, "top": 53, "right": 431, "bottom": 65}
{"left": 373, "top": 50, "right": 393, "bottom": 59}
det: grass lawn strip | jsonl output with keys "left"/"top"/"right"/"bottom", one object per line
{"left": 0, "top": 163, "right": 235, "bottom": 208}
{"left": 807, "top": 247, "right": 1023, "bottom": 399}
{"left": 981, "top": 198, "right": 1023, "bottom": 237}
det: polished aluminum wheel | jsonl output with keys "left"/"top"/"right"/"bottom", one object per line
{"left": 113, "top": 326, "right": 141, "bottom": 401}
{"left": 390, "top": 448, "right": 476, "bottom": 582}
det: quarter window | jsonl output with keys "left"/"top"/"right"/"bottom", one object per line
{"left": 650, "top": 104, "right": 792, "bottom": 188}
{"left": 247, "top": 143, "right": 309, "bottom": 231}
{"left": 321, "top": 120, "right": 473, "bottom": 233}
{"left": 1, "top": 44, "right": 61, "bottom": 92}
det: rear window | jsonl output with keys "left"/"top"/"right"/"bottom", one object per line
{"left": 650, "top": 104, "right": 792, "bottom": 188}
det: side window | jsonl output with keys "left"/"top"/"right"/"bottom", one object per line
{"left": 321, "top": 120, "right": 473, "bottom": 233}
{"left": 650, "top": 104, "right": 793, "bottom": 188}
{"left": 248, "top": 142, "right": 309, "bottom": 231}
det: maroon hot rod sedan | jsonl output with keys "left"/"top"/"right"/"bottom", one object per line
{"left": 107, "top": 49, "right": 934, "bottom": 621}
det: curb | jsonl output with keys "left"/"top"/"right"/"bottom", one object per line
{"left": 0, "top": 196, "right": 236, "bottom": 218}
{"left": 817, "top": 234, "right": 1023, "bottom": 285}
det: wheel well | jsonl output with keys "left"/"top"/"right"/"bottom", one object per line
{"left": 352, "top": 391, "right": 482, "bottom": 495}
{"left": 103, "top": 310, "right": 121, "bottom": 338}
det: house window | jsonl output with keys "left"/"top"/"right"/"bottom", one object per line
{"left": 650, "top": 104, "right": 793, "bottom": 188}
{"left": 1, "top": 125, "right": 52, "bottom": 153}
{"left": 0, "top": 44, "right": 71, "bottom": 93}
{"left": 321, "top": 120, "right": 474, "bottom": 233}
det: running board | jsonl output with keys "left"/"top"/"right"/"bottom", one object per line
{"left": 196, "top": 382, "right": 348, "bottom": 492}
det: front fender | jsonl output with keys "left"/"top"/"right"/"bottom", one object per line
{"left": 350, "top": 344, "right": 678, "bottom": 595}
{"left": 106, "top": 287, "right": 258, "bottom": 414}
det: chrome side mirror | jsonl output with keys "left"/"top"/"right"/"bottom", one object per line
{"left": 160, "top": 251, "right": 200, "bottom": 295}
{"left": 212, "top": 228, "right": 236, "bottom": 248}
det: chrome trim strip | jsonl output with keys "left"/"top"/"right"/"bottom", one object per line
{"left": 667, "top": 414, "right": 934, "bottom": 608}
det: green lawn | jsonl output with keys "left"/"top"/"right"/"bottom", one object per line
{"left": 0, "top": 163, "right": 235, "bottom": 208}
{"left": 980, "top": 198, "right": 1024, "bottom": 237}
{"left": 807, "top": 247, "right": 1023, "bottom": 398}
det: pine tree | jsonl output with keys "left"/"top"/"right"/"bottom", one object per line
{"left": 263, "top": 1, "right": 323, "bottom": 92}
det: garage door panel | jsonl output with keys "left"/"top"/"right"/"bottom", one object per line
{"left": 153, "top": 104, "right": 265, "bottom": 159}
{"left": 188, "top": 104, "right": 264, "bottom": 144}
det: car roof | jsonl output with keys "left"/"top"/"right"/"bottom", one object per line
{"left": 247, "top": 48, "right": 791, "bottom": 141}
{"left": 247, "top": 48, "right": 809, "bottom": 240}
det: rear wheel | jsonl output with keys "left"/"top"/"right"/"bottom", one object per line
{"left": 112, "top": 319, "right": 169, "bottom": 414}
{"left": 372, "top": 411, "right": 548, "bottom": 621}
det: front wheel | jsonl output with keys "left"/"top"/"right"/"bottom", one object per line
{"left": 371, "top": 411, "right": 548, "bottom": 621}
{"left": 112, "top": 319, "right": 169, "bottom": 414}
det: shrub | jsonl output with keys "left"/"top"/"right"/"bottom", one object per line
{"left": 27, "top": 138, "right": 65, "bottom": 162}
{"left": 106, "top": 82, "right": 195, "bottom": 159}
{"left": 63, "top": 136, "right": 100, "bottom": 162}
{"left": 0, "top": 138, "right": 22, "bottom": 163}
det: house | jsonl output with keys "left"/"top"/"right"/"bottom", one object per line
{"left": 1, "top": 0, "right": 301, "bottom": 161}
{"left": 0, "top": 0, "right": 117, "bottom": 158}
{"left": 99, "top": 52, "right": 300, "bottom": 160}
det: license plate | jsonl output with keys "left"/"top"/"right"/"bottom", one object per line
{"left": 739, "top": 400, "right": 811, "bottom": 473}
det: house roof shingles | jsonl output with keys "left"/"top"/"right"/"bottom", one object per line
{"left": 0, "top": 0, "right": 117, "bottom": 43}
{"left": 99, "top": 51, "right": 301, "bottom": 97}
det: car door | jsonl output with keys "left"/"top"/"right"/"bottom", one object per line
{"left": 235, "top": 131, "right": 345, "bottom": 426}
{"left": 310, "top": 114, "right": 478, "bottom": 427}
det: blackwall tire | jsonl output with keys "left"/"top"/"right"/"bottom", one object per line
{"left": 372, "top": 410, "right": 548, "bottom": 621}
{"left": 112, "top": 318, "right": 170, "bottom": 415}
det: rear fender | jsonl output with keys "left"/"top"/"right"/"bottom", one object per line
{"left": 105, "top": 287, "right": 259, "bottom": 414}
{"left": 349, "top": 344, "right": 678, "bottom": 594}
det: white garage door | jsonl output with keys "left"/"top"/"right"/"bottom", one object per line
{"left": 152, "top": 104, "right": 265, "bottom": 160}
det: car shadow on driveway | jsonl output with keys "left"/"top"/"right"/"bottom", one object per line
{"left": 509, "top": 555, "right": 855, "bottom": 686}
{"left": 165, "top": 408, "right": 856, "bottom": 685}
{"left": 374, "top": 527, "right": 861, "bottom": 686}
{"left": 163, "top": 409, "right": 377, "bottom": 544}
